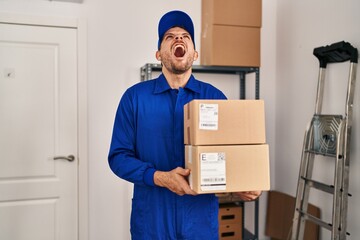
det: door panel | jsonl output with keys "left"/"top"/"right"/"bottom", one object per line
{"left": 0, "top": 23, "right": 78, "bottom": 240}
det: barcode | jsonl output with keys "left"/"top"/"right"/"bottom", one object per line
{"left": 218, "top": 153, "right": 225, "bottom": 161}
{"left": 201, "top": 123, "right": 216, "bottom": 127}
{"left": 202, "top": 177, "right": 225, "bottom": 182}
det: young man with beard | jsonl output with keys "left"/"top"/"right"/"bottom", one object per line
{"left": 108, "top": 10, "right": 261, "bottom": 239}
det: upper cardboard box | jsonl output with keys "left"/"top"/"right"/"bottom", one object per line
{"left": 202, "top": 0, "right": 262, "bottom": 28}
{"left": 184, "top": 99, "right": 266, "bottom": 145}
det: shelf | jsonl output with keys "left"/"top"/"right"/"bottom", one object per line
{"left": 140, "top": 63, "right": 260, "bottom": 100}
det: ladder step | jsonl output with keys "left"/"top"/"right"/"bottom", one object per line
{"left": 298, "top": 209, "right": 332, "bottom": 231}
{"left": 301, "top": 177, "right": 352, "bottom": 196}
{"left": 301, "top": 177, "right": 334, "bottom": 194}
{"left": 305, "top": 149, "right": 337, "bottom": 158}
{"left": 297, "top": 210, "right": 351, "bottom": 235}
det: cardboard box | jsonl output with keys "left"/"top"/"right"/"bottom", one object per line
{"left": 201, "top": 0, "right": 262, "bottom": 67}
{"left": 184, "top": 100, "right": 266, "bottom": 145}
{"left": 219, "top": 203, "right": 242, "bottom": 225}
{"left": 265, "top": 191, "right": 320, "bottom": 240}
{"left": 219, "top": 223, "right": 242, "bottom": 240}
{"left": 202, "top": 0, "right": 262, "bottom": 27}
{"left": 185, "top": 144, "right": 270, "bottom": 194}
{"left": 200, "top": 25, "right": 260, "bottom": 67}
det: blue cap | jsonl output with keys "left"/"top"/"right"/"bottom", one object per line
{"left": 157, "top": 10, "right": 195, "bottom": 50}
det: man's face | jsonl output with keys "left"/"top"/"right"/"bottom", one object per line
{"left": 156, "top": 27, "right": 198, "bottom": 75}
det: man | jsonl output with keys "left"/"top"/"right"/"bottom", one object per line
{"left": 108, "top": 10, "right": 260, "bottom": 239}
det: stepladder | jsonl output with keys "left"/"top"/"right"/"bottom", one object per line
{"left": 292, "top": 41, "right": 358, "bottom": 240}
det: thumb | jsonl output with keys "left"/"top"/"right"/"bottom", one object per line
{"left": 176, "top": 167, "right": 191, "bottom": 176}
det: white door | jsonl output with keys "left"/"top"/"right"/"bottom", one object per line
{"left": 0, "top": 22, "right": 78, "bottom": 240}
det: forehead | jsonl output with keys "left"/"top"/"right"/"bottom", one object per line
{"left": 164, "top": 27, "right": 190, "bottom": 36}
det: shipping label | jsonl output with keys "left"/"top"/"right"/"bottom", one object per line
{"left": 200, "top": 152, "right": 226, "bottom": 191}
{"left": 199, "top": 103, "right": 218, "bottom": 130}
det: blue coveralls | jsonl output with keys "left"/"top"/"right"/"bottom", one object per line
{"left": 108, "top": 73, "right": 227, "bottom": 239}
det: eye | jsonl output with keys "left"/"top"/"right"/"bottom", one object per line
{"left": 183, "top": 34, "right": 191, "bottom": 39}
{"left": 164, "top": 34, "right": 174, "bottom": 40}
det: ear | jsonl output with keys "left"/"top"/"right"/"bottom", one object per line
{"left": 193, "top": 51, "right": 199, "bottom": 61}
{"left": 155, "top": 51, "right": 161, "bottom": 61}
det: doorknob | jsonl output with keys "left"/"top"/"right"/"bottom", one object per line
{"left": 53, "top": 155, "right": 75, "bottom": 162}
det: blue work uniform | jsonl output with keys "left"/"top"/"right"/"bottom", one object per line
{"left": 108, "top": 73, "right": 227, "bottom": 240}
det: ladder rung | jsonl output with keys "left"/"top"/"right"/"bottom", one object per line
{"left": 301, "top": 177, "right": 334, "bottom": 194}
{"left": 298, "top": 209, "right": 332, "bottom": 231}
{"left": 301, "top": 177, "right": 352, "bottom": 196}
{"left": 298, "top": 210, "right": 351, "bottom": 236}
{"left": 305, "top": 149, "right": 337, "bottom": 158}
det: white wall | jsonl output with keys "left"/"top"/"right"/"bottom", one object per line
{"left": 275, "top": 0, "right": 360, "bottom": 239}
{"left": 1, "top": 0, "right": 359, "bottom": 239}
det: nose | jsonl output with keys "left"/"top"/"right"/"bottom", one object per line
{"left": 175, "top": 35, "right": 183, "bottom": 40}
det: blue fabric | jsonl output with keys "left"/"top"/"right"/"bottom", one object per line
{"left": 109, "top": 73, "right": 227, "bottom": 239}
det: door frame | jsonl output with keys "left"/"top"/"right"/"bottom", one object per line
{"left": 0, "top": 12, "right": 89, "bottom": 240}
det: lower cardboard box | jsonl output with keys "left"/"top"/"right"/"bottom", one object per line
{"left": 201, "top": 24, "right": 260, "bottom": 67}
{"left": 185, "top": 144, "right": 270, "bottom": 194}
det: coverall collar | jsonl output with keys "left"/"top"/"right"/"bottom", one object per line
{"left": 154, "top": 73, "right": 201, "bottom": 94}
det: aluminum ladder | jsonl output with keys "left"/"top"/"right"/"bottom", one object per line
{"left": 291, "top": 41, "right": 358, "bottom": 240}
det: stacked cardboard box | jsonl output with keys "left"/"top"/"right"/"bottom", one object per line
{"left": 184, "top": 99, "right": 270, "bottom": 194}
{"left": 218, "top": 203, "right": 243, "bottom": 240}
{"left": 200, "top": 0, "right": 262, "bottom": 67}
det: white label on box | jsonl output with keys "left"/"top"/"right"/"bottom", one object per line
{"left": 199, "top": 103, "right": 218, "bottom": 130}
{"left": 200, "top": 152, "right": 226, "bottom": 191}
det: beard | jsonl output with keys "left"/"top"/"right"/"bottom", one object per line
{"left": 161, "top": 52, "right": 194, "bottom": 75}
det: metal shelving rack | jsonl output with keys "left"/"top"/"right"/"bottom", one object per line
{"left": 140, "top": 63, "right": 260, "bottom": 100}
{"left": 140, "top": 63, "right": 261, "bottom": 240}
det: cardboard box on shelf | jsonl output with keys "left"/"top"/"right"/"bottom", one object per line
{"left": 185, "top": 144, "right": 270, "bottom": 194}
{"left": 201, "top": 0, "right": 262, "bottom": 67}
{"left": 219, "top": 203, "right": 243, "bottom": 225}
{"left": 184, "top": 99, "right": 266, "bottom": 146}
{"left": 219, "top": 223, "right": 242, "bottom": 240}
{"left": 200, "top": 25, "right": 260, "bottom": 67}
{"left": 202, "top": 0, "right": 262, "bottom": 27}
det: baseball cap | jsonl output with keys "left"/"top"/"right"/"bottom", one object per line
{"left": 157, "top": 10, "right": 195, "bottom": 49}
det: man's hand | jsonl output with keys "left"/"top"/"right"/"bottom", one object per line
{"left": 233, "top": 191, "right": 262, "bottom": 201}
{"left": 154, "top": 167, "right": 197, "bottom": 196}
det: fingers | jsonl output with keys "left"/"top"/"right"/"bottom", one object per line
{"left": 173, "top": 167, "right": 190, "bottom": 177}
{"left": 154, "top": 168, "right": 197, "bottom": 196}
{"left": 233, "top": 191, "right": 262, "bottom": 201}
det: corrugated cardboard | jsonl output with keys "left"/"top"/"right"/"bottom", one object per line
{"left": 219, "top": 203, "right": 242, "bottom": 225}
{"left": 185, "top": 144, "right": 270, "bottom": 194}
{"left": 184, "top": 100, "right": 266, "bottom": 145}
{"left": 219, "top": 223, "right": 242, "bottom": 240}
{"left": 201, "top": 0, "right": 262, "bottom": 67}
{"left": 202, "top": 0, "right": 262, "bottom": 27}
{"left": 265, "top": 191, "right": 320, "bottom": 240}
{"left": 201, "top": 25, "right": 260, "bottom": 67}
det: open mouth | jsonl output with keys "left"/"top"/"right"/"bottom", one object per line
{"left": 174, "top": 45, "right": 186, "bottom": 58}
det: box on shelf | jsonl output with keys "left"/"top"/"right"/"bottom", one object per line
{"left": 202, "top": 0, "right": 262, "bottom": 27}
{"left": 185, "top": 144, "right": 270, "bottom": 194}
{"left": 219, "top": 203, "right": 242, "bottom": 225}
{"left": 219, "top": 223, "right": 242, "bottom": 240}
{"left": 184, "top": 99, "right": 266, "bottom": 146}
{"left": 200, "top": 25, "right": 260, "bottom": 67}
{"left": 201, "top": 0, "right": 262, "bottom": 67}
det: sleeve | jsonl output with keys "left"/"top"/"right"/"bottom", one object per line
{"left": 108, "top": 89, "right": 156, "bottom": 187}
